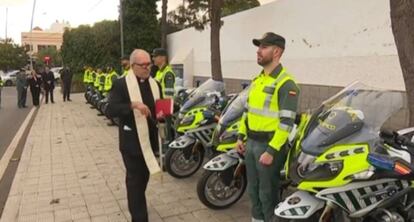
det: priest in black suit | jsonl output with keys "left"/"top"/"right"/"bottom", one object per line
{"left": 106, "top": 49, "right": 162, "bottom": 222}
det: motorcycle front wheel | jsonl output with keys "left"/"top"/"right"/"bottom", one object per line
{"left": 196, "top": 170, "right": 247, "bottom": 210}
{"left": 165, "top": 147, "right": 204, "bottom": 178}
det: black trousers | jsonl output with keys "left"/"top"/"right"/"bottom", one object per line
{"left": 45, "top": 88, "right": 54, "bottom": 103}
{"left": 30, "top": 86, "right": 41, "bottom": 106}
{"left": 63, "top": 82, "right": 71, "bottom": 101}
{"left": 120, "top": 151, "right": 149, "bottom": 222}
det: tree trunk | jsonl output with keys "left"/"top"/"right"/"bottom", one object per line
{"left": 390, "top": 0, "right": 414, "bottom": 126}
{"left": 210, "top": 0, "right": 223, "bottom": 81}
{"left": 161, "top": 0, "right": 168, "bottom": 48}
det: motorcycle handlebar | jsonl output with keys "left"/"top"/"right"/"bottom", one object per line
{"left": 380, "top": 129, "right": 414, "bottom": 150}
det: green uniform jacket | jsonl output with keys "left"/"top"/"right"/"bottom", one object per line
{"left": 154, "top": 65, "right": 175, "bottom": 98}
{"left": 238, "top": 64, "right": 300, "bottom": 155}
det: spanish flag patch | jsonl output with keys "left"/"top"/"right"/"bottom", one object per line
{"left": 288, "top": 90, "right": 297, "bottom": 96}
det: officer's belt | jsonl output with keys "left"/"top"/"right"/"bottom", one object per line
{"left": 247, "top": 129, "right": 274, "bottom": 142}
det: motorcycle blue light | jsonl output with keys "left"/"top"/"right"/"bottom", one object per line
{"left": 367, "top": 153, "right": 394, "bottom": 171}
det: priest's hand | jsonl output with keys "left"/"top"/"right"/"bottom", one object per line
{"left": 131, "top": 102, "right": 151, "bottom": 117}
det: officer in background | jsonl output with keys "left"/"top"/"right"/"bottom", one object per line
{"left": 104, "top": 66, "right": 118, "bottom": 96}
{"left": 152, "top": 48, "right": 175, "bottom": 98}
{"left": 90, "top": 68, "right": 97, "bottom": 86}
{"left": 83, "top": 66, "right": 91, "bottom": 86}
{"left": 104, "top": 66, "right": 119, "bottom": 125}
{"left": 236, "top": 32, "right": 300, "bottom": 222}
{"left": 16, "top": 68, "right": 28, "bottom": 108}
{"left": 94, "top": 68, "right": 104, "bottom": 93}
{"left": 120, "top": 56, "right": 130, "bottom": 77}
{"left": 152, "top": 48, "right": 176, "bottom": 151}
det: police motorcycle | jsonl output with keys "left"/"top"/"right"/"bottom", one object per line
{"left": 165, "top": 79, "right": 228, "bottom": 178}
{"left": 91, "top": 73, "right": 106, "bottom": 109}
{"left": 84, "top": 84, "right": 93, "bottom": 103}
{"left": 86, "top": 71, "right": 99, "bottom": 104}
{"left": 85, "top": 82, "right": 96, "bottom": 104}
{"left": 197, "top": 88, "right": 310, "bottom": 210}
{"left": 274, "top": 82, "right": 414, "bottom": 222}
{"left": 196, "top": 87, "right": 249, "bottom": 209}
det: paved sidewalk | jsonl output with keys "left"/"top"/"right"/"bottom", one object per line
{"left": 1, "top": 93, "right": 251, "bottom": 222}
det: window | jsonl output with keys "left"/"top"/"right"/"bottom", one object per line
{"left": 171, "top": 64, "right": 184, "bottom": 86}
{"left": 171, "top": 64, "right": 183, "bottom": 79}
{"left": 37, "top": 45, "right": 58, "bottom": 52}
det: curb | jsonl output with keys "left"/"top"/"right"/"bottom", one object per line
{"left": 0, "top": 107, "right": 36, "bottom": 181}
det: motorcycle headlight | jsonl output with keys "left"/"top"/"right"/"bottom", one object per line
{"left": 180, "top": 115, "right": 195, "bottom": 126}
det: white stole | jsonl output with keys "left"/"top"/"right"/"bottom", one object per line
{"left": 125, "top": 70, "right": 161, "bottom": 175}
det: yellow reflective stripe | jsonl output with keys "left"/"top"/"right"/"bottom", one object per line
{"left": 263, "top": 70, "right": 288, "bottom": 108}
{"left": 248, "top": 107, "right": 280, "bottom": 118}
{"left": 279, "top": 123, "right": 293, "bottom": 132}
{"left": 279, "top": 110, "right": 296, "bottom": 119}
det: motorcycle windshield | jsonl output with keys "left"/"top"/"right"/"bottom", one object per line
{"left": 179, "top": 79, "right": 225, "bottom": 112}
{"left": 301, "top": 82, "right": 403, "bottom": 156}
{"left": 219, "top": 87, "right": 249, "bottom": 127}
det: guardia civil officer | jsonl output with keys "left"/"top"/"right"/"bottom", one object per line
{"left": 236, "top": 32, "right": 300, "bottom": 222}
{"left": 152, "top": 48, "right": 175, "bottom": 98}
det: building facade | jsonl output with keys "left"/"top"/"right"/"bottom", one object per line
{"left": 21, "top": 21, "right": 70, "bottom": 54}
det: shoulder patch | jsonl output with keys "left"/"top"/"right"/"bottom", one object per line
{"left": 288, "top": 90, "right": 297, "bottom": 96}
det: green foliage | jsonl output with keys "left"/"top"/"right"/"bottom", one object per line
{"left": 122, "top": 0, "right": 160, "bottom": 55}
{"left": 61, "top": 0, "right": 160, "bottom": 74}
{"left": 61, "top": 21, "right": 121, "bottom": 74}
{"left": 0, "top": 39, "right": 29, "bottom": 72}
{"left": 36, "top": 47, "right": 62, "bottom": 67}
{"left": 167, "top": 0, "right": 261, "bottom": 81}
{"left": 222, "top": 0, "right": 260, "bottom": 17}
{"left": 167, "top": 0, "right": 260, "bottom": 32}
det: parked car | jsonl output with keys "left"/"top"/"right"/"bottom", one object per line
{"left": 1, "top": 70, "right": 19, "bottom": 86}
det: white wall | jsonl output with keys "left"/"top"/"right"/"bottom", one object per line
{"left": 167, "top": 0, "right": 405, "bottom": 91}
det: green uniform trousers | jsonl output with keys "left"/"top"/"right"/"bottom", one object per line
{"left": 245, "top": 139, "right": 286, "bottom": 222}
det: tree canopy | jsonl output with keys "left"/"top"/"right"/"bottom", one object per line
{"left": 122, "top": 0, "right": 160, "bottom": 55}
{"left": 0, "top": 39, "right": 28, "bottom": 72}
{"left": 61, "top": 0, "right": 160, "bottom": 74}
{"left": 167, "top": 0, "right": 260, "bottom": 32}
{"left": 36, "top": 47, "right": 62, "bottom": 67}
{"left": 61, "top": 21, "right": 121, "bottom": 74}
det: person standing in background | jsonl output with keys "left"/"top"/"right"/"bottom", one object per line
{"left": 16, "top": 68, "right": 28, "bottom": 108}
{"left": 61, "top": 67, "right": 73, "bottom": 102}
{"left": 28, "top": 68, "right": 42, "bottom": 106}
{"left": 42, "top": 66, "right": 55, "bottom": 104}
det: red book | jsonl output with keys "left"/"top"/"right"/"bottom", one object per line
{"left": 155, "top": 99, "right": 174, "bottom": 120}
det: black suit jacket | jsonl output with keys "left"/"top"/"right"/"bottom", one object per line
{"left": 107, "top": 76, "right": 162, "bottom": 156}
{"left": 42, "top": 71, "right": 55, "bottom": 89}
